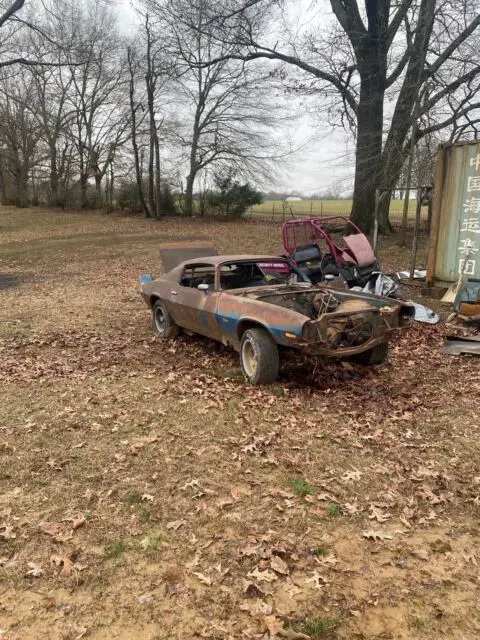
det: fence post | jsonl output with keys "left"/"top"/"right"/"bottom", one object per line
{"left": 410, "top": 187, "right": 422, "bottom": 281}
{"left": 373, "top": 189, "right": 380, "bottom": 256}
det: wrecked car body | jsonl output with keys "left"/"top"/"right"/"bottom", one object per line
{"left": 140, "top": 246, "right": 414, "bottom": 384}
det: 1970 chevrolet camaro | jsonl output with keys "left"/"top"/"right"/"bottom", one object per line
{"left": 140, "top": 244, "right": 414, "bottom": 384}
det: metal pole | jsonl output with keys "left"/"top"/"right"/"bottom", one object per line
{"left": 373, "top": 188, "right": 380, "bottom": 256}
{"left": 410, "top": 187, "right": 422, "bottom": 281}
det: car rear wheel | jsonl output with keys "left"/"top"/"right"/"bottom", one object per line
{"left": 152, "top": 299, "right": 179, "bottom": 339}
{"left": 352, "top": 341, "right": 388, "bottom": 366}
{"left": 240, "top": 327, "right": 279, "bottom": 385}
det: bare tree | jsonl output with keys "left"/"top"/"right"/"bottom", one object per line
{"left": 59, "top": 0, "right": 131, "bottom": 208}
{"left": 144, "top": 0, "right": 292, "bottom": 217}
{"left": 0, "top": 68, "right": 47, "bottom": 206}
{"left": 127, "top": 45, "right": 151, "bottom": 217}
{"left": 191, "top": 0, "right": 480, "bottom": 233}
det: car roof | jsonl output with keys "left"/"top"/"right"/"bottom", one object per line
{"left": 178, "top": 255, "right": 288, "bottom": 267}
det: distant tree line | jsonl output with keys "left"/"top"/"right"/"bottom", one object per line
{"left": 0, "top": 0, "right": 479, "bottom": 232}
{"left": 0, "top": 0, "right": 282, "bottom": 217}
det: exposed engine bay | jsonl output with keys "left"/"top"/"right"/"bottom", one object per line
{"left": 246, "top": 286, "right": 413, "bottom": 350}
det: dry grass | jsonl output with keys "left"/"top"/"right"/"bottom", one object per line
{"left": 1, "top": 206, "right": 480, "bottom": 640}
{"left": 250, "top": 198, "right": 427, "bottom": 221}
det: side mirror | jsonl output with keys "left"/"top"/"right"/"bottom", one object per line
{"left": 198, "top": 283, "right": 210, "bottom": 292}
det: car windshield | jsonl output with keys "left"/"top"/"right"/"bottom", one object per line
{"left": 220, "top": 260, "right": 300, "bottom": 290}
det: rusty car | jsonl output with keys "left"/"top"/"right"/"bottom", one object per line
{"left": 140, "top": 244, "right": 414, "bottom": 385}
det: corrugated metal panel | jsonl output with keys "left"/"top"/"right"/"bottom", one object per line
{"left": 427, "top": 140, "right": 480, "bottom": 284}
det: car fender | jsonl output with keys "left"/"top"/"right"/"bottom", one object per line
{"left": 216, "top": 294, "right": 307, "bottom": 350}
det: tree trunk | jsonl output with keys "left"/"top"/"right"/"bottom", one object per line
{"left": 49, "top": 149, "right": 60, "bottom": 206}
{"left": 80, "top": 172, "right": 88, "bottom": 208}
{"left": 127, "top": 48, "right": 150, "bottom": 218}
{"left": 0, "top": 156, "right": 8, "bottom": 205}
{"left": 154, "top": 129, "right": 162, "bottom": 218}
{"left": 349, "top": 70, "right": 385, "bottom": 234}
{"left": 184, "top": 171, "right": 196, "bottom": 217}
{"left": 95, "top": 174, "right": 103, "bottom": 207}
{"left": 184, "top": 105, "right": 202, "bottom": 217}
{"left": 15, "top": 168, "right": 28, "bottom": 208}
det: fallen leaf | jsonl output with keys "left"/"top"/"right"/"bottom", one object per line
{"left": 127, "top": 515, "right": 142, "bottom": 536}
{"left": 0, "top": 524, "right": 16, "bottom": 539}
{"left": 239, "top": 599, "right": 272, "bottom": 616}
{"left": 362, "top": 530, "right": 393, "bottom": 542}
{"left": 25, "top": 561, "right": 43, "bottom": 577}
{"left": 270, "top": 555, "right": 289, "bottom": 575}
{"left": 141, "top": 493, "right": 154, "bottom": 502}
{"left": 72, "top": 624, "right": 87, "bottom": 639}
{"left": 343, "top": 500, "right": 360, "bottom": 515}
{"left": 305, "top": 570, "right": 329, "bottom": 588}
{"left": 39, "top": 522, "right": 73, "bottom": 542}
{"left": 278, "top": 628, "right": 310, "bottom": 639}
{"left": 368, "top": 506, "right": 391, "bottom": 523}
{"left": 411, "top": 549, "right": 430, "bottom": 561}
{"left": 464, "top": 552, "right": 478, "bottom": 566}
{"left": 263, "top": 615, "right": 283, "bottom": 635}
{"left": 166, "top": 519, "right": 186, "bottom": 531}
{"left": 50, "top": 554, "right": 73, "bottom": 577}
{"left": 247, "top": 567, "right": 278, "bottom": 583}
{"left": 64, "top": 514, "right": 86, "bottom": 530}
{"left": 193, "top": 571, "right": 212, "bottom": 586}
{"left": 243, "top": 580, "right": 265, "bottom": 598}
{"left": 342, "top": 470, "right": 362, "bottom": 483}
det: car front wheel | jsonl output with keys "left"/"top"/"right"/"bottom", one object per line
{"left": 240, "top": 327, "right": 279, "bottom": 385}
{"left": 352, "top": 341, "right": 388, "bottom": 365}
{"left": 152, "top": 299, "right": 179, "bottom": 339}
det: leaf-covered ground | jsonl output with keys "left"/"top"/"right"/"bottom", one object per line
{"left": 1, "top": 207, "right": 479, "bottom": 640}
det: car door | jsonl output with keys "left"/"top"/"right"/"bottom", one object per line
{"left": 169, "top": 262, "right": 222, "bottom": 340}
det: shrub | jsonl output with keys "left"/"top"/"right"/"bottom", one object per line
{"left": 207, "top": 172, "right": 262, "bottom": 218}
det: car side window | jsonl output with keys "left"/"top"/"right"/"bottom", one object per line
{"left": 179, "top": 263, "right": 215, "bottom": 290}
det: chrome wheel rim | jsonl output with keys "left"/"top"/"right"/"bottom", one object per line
{"left": 242, "top": 339, "right": 257, "bottom": 378}
{"left": 154, "top": 306, "right": 165, "bottom": 334}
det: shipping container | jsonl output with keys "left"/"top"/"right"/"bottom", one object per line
{"left": 427, "top": 140, "right": 480, "bottom": 285}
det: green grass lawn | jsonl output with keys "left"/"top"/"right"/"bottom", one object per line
{"left": 251, "top": 198, "right": 425, "bottom": 220}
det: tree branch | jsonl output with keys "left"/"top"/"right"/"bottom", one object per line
{"left": 420, "top": 65, "right": 480, "bottom": 115}
{"left": 329, "top": 0, "right": 366, "bottom": 55}
{"left": 386, "top": 0, "right": 414, "bottom": 48}
{"left": 0, "top": 0, "right": 24, "bottom": 29}
{"left": 425, "top": 14, "right": 480, "bottom": 79}
{"left": 208, "top": 46, "right": 358, "bottom": 114}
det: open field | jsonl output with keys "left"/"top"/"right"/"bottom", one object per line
{"left": 250, "top": 199, "right": 425, "bottom": 220}
{"left": 1, "top": 207, "right": 480, "bottom": 640}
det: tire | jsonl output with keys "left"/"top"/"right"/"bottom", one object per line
{"left": 352, "top": 341, "right": 388, "bottom": 366}
{"left": 240, "top": 327, "right": 280, "bottom": 385}
{"left": 152, "top": 299, "right": 179, "bottom": 339}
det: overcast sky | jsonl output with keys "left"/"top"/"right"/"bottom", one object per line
{"left": 115, "top": 0, "right": 353, "bottom": 196}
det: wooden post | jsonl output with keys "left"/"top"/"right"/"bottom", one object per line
{"left": 426, "top": 147, "right": 445, "bottom": 285}
{"left": 373, "top": 188, "right": 380, "bottom": 256}
{"left": 310, "top": 199, "right": 313, "bottom": 217}
{"left": 410, "top": 187, "right": 422, "bottom": 281}
{"left": 426, "top": 189, "right": 433, "bottom": 235}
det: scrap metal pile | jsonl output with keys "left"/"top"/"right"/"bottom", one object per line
{"left": 282, "top": 216, "right": 439, "bottom": 324}
{"left": 443, "top": 278, "right": 480, "bottom": 355}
